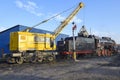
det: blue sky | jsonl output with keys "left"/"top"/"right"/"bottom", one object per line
{"left": 0, "top": 0, "right": 120, "bottom": 43}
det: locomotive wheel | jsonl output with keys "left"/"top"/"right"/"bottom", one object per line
{"left": 16, "top": 57, "right": 23, "bottom": 64}
{"left": 30, "top": 56, "right": 37, "bottom": 63}
{"left": 47, "top": 56, "right": 54, "bottom": 62}
{"left": 24, "top": 58, "right": 30, "bottom": 63}
{"left": 37, "top": 57, "right": 43, "bottom": 63}
{"left": 7, "top": 57, "right": 16, "bottom": 64}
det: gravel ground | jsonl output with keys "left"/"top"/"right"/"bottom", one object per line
{"left": 0, "top": 54, "right": 120, "bottom": 80}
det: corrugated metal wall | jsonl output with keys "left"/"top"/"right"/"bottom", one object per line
{"left": 0, "top": 25, "right": 20, "bottom": 57}
{"left": 0, "top": 25, "right": 68, "bottom": 57}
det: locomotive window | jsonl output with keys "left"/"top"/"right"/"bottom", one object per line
{"left": 35, "top": 36, "right": 39, "bottom": 42}
{"left": 46, "top": 37, "right": 50, "bottom": 43}
{"left": 34, "top": 36, "right": 44, "bottom": 42}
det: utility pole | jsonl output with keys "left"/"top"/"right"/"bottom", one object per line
{"left": 72, "top": 22, "right": 77, "bottom": 61}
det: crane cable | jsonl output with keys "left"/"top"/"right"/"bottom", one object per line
{"left": 25, "top": 4, "right": 76, "bottom": 32}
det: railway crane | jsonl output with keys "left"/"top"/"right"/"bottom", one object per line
{"left": 8, "top": 2, "right": 84, "bottom": 64}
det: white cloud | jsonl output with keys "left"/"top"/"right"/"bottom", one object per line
{"left": 0, "top": 27, "right": 7, "bottom": 32}
{"left": 92, "top": 30, "right": 120, "bottom": 44}
{"left": 71, "top": 16, "right": 82, "bottom": 24}
{"left": 112, "top": 34, "right": 120, "bottom": 44}
{"left": 15, "top": 1, "right": 82, "bottom": 23}
{"left": 92, "top": 31, "right": 110, "bottom": 37}
{"left": 56, "top": 15, "right": 65, "bottom": 21}
{"left": 15, "top": 0, "right": 43, "bottom": 16}
{"left": 27, "top": 1, "right": 38, "bottom": 9}
{"left": 55, "top": 15, "right": 82, "bottom": 24}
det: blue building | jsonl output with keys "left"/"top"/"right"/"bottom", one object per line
{"left": 0, "top": 25, "right": 68, "bottom": 57}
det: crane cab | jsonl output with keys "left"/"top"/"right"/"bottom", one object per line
{"left": 10, "top": 31, "right": 56, "bottom": 52}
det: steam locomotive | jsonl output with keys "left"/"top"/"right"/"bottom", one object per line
{"left": 57, "top": 26, "right": 116, "bottom": 58}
